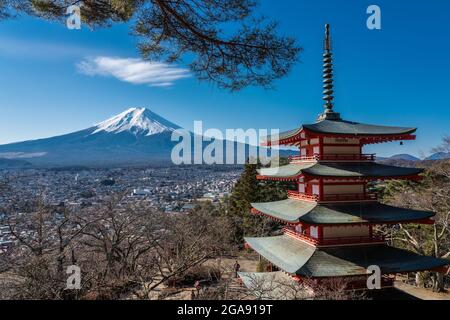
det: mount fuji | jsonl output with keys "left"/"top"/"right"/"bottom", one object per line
{"left": 0, "top": 108, "right": 187, "bottom": 167}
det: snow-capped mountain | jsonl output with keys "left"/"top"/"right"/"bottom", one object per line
{"left": 0, "top": 108, "right": 184, "bottom": 167}
{"left": 92, "top": 108, "right": 180, "bottom": 136}
{"left": 0, "top": 107, "right": 287, "bottom": 167}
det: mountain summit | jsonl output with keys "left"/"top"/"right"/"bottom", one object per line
{"left": 0, "top": 107, "right": 286, "bottom": 167}
{"left": 92, "top": 108, "right": 180, "bottom": 136}
{"left": 0, "top": 108, "right": 183, "bottom": 167}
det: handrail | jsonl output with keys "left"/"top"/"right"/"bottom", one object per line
{"left": 289, "top": 154, "right": 376, "bottom": 162}
{"left": 283, "top": 228, "right": 385, "bottom": 246}
{"left": 283, "top": 228, "right": 318, "bottom": 245}
{"left": 321, "top": 193, "right": 378, "bottom": 201}
{"left": 289, "top": 155, "right": 318, "bottom": 162}
{"left": 320, "top": 154, "right": 376, "bottom": 161}
{"left": 287, "top": 190, "right": 318, "bottom": 202}
{"left": 320, "top": 235, "right": 385, "bottom": 246}
{"left": 287, "top": 191, "right": 377, "bottom": 202}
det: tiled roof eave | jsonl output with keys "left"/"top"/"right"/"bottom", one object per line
{"left": 250, "top": 199, "right": 436, "bottom": 226}
{"left": 257, "top": 173, "right": 423, "bottom": 181}
{"left": 257, "top": 162, "right": 424, "bottom": 181}
{"left": 245, "top": 235, "right": 450, "bottom": 278}
{"left": 262, "top": 124, "right": 417, "bottom": 146}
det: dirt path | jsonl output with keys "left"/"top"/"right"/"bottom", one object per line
{"left": 394, "top": 282, "right": 450, "bottom": 300}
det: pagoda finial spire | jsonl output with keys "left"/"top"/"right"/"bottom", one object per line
{"left": 318, "top": 24, "right": 341, "bottom": 121}
{"left": 324, "top": 23, "right": 332, "bottom": 51}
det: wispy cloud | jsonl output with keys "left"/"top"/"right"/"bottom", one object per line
{"left": 77, "top": 56, "right": 191, "bottom": 87}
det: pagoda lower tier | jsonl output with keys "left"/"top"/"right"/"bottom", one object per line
{"left": 245, "top": 235, "right": 449, "bottom": 279}
{"left": 250, "top": 198, "right": 435, "bottom": 225}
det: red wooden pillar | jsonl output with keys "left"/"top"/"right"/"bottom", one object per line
{"left": 318, "top": 226, "right": 324, "bottom": 244}
{"left": 319, "top": 178, "right": 324, "bottom": 201}
{"left": 363, "top": 181, "right": 367, "bottom": 199}
{"left": 319, "top": 137, "right": 324, "bottom": 157}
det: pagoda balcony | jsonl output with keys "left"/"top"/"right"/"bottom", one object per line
{"left": 287, "top": 191, "right": 377, "bottom": 203}
{"left": 289, "top": 155, "right": 318, "bottom": 162}
{"left": 321, "top": 193, "right": 378, "bottom": 202}
{"left": 283, "top": 228, "right": 386, "bottom": 247}
{"left": 287, "top": 190, "right": 318, "bottom": 202}
{"left": 319, "top": 235, "right": 385, "bottom": 246}
{"left": 289, "top": 154, "right": 376, "bottom": 163}
{"left": 283, "top": 228, "right": 319, "bottom": 245}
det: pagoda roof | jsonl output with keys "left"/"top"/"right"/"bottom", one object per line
{"left": 251, "top": 198, "right": 435, "bottom": 225}
{"left": 245, "top": 235, "right": 449, "bottom": 277}
{"left": 303, "top": 119, "right": 417, "bottom": 136}
{"left": 257, "top": 162, "right": 423, "bottom": 180}
{"left": 265, "top": 119, "right": 417, "bottom": 144}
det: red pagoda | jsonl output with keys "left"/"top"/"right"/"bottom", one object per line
{"left": 241, "top": 24, "right": 449, "bottom": 293}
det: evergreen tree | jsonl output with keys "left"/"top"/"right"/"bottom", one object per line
{"left": 226, "top": 161, "right": 290, "bottom": 245}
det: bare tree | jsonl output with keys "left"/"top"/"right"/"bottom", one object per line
{"left": 1, "top": 190, "right": 95, "bottom": 299}
{"left": 431, "top": 136, "right": 450, "bottom": 154}
{"left": 381, "top": 156, "right": 450, "bottom": 292}
{"left": 1, "top": 190, "right": 236, "bottom": 299}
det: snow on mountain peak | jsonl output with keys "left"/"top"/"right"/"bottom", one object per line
{"left": 92, "top": 107, "right": 180, "bottom": 136}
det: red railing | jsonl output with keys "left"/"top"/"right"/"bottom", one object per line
{"left": 321, "top": 193, "right": 378, "bottom": 202}
{"left": 283, "top": 228, "right": 318, "bottom": 245}
{"left": 289, "top": 154, "right": 375, "bottom": 162}
{"left": 283, "top": 228, "right": 385, "bottom": 246}
{"left": 289, "top": 155, "right": 317, "bottom": 162}
{"left": 319, "top": 235, "right": 385, "bottom": 246}
{"left": 287, "top": 190, "right": 318, "bottom": 202}
{"left": 287, "top": 191, "right": 377, "bottom": 202}
{"left": 320, "top": 154, "right": 376, "bottom": 161}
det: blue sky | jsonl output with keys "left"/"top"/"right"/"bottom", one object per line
{"left": 0, "top": 0, "right": 449, "bottom": 158}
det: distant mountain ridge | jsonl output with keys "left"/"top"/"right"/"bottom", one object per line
{"left": 0, "top": 158, "right": 32, "bottom": 168}
{"left": 377, "top": 154, "right": 421, "bottom": 162}
{"left": 424, "top": 152, "right": 450, "bottom": 161}
{"left": 378, "top": 153, "right": 450, "bottom": 162}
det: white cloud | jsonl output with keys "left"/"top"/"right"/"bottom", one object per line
{"left": 77, "top": 56, "right": 191, "bottom": 87}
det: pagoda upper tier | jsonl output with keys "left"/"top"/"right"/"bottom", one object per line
{"left": 262, "top": 119, "right": 417, "bottom": 147}
{"left": 261, "top": 22, "right": 417, "bottom": 149}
